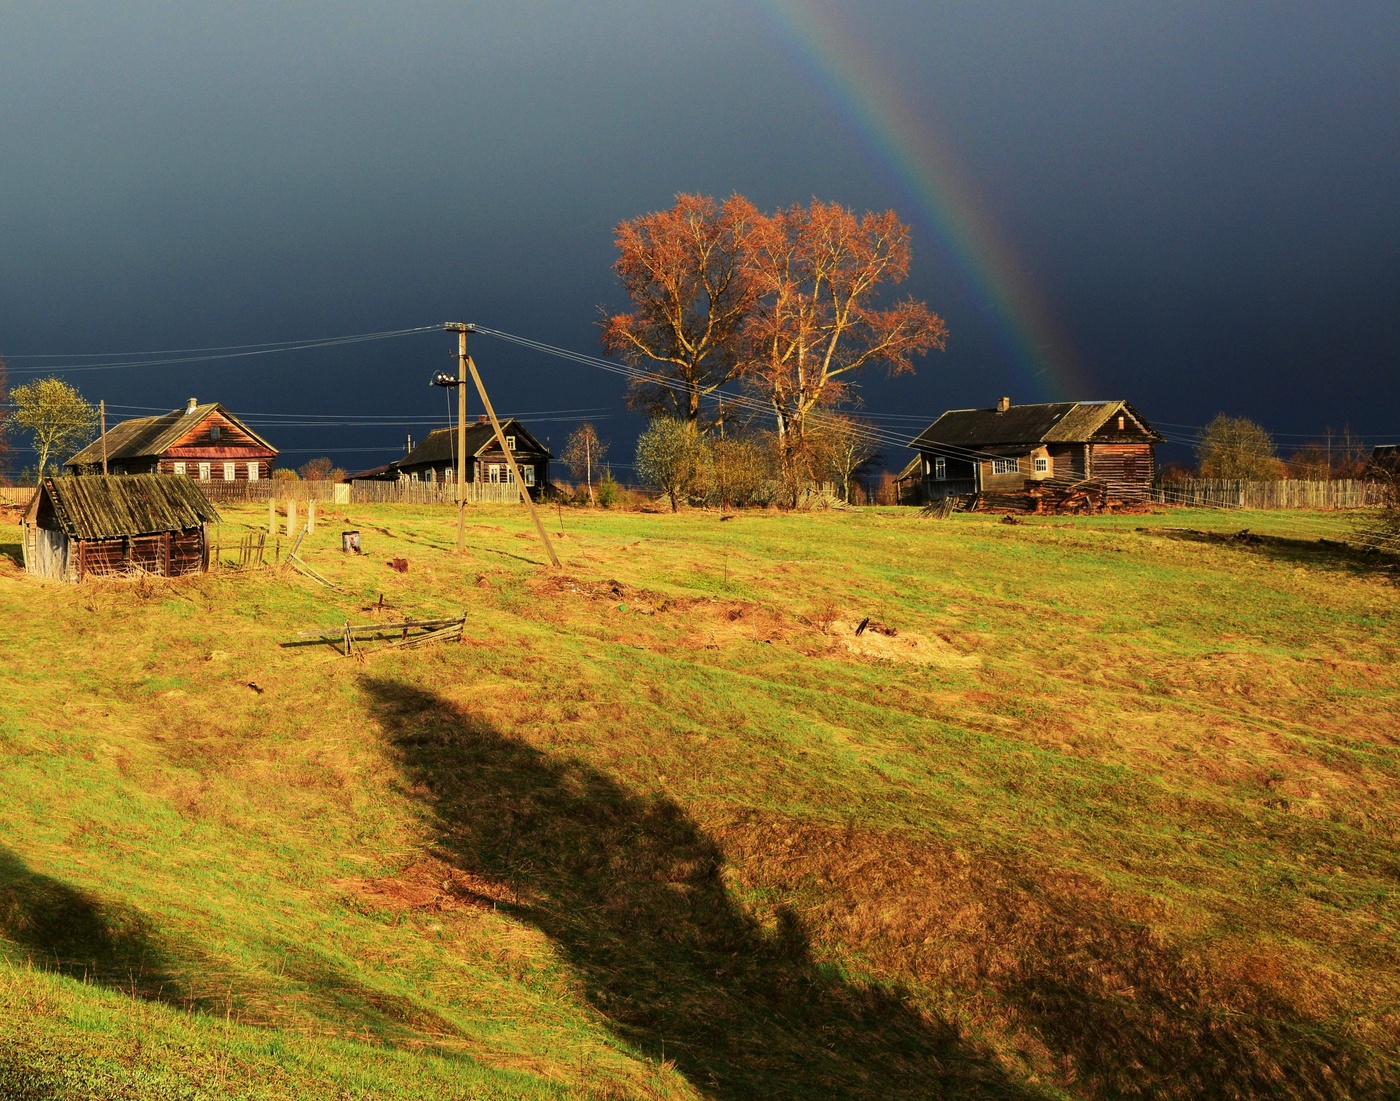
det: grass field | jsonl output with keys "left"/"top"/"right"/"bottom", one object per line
{"left": 0, "top": 499, "right": 1396, "bottom": 1099}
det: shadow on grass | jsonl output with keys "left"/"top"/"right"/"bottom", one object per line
{"left": 1148, "top": 526, "right": 1399, "bottom": 581}
{"left": 0, "top": 542, "right": 21, "bottom": 569}
{"left": 365, "top": 676, "right": 1037, "bottom": 1101}
{"left": 0, "top": 845, "right": 187, "bottom": 1006}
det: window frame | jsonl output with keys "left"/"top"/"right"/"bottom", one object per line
{"left": 991, "top": 457, "right": 1020, "bottom": 475}
{"left": 933, "top": 456, "right": 946, "bottom": 481}
{"left": 222, "top": 462, "right": 236, "bottom": 481}
{"left": 247, "top": 462, "right": 259, "bottom": 482}
{"left": 1033, "top": 456, "right": 1049, "bottom": 473}
{"left": 173, "top": 461, "right": 186, "bottom": 477}
{"left": 505, "top": 435, "right": 516, "bottom": 451}
{"left": 198, "top": 462, "right": 211, "bottom": 480}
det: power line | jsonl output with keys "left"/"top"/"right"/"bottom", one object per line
{"left": 0, "top": 325, "right": 440, "bottom": 376}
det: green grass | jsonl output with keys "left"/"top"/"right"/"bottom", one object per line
{"left": 0, "top": 501, "right": 1397, "bottom": 1099}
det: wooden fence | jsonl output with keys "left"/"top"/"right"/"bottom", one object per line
{"left": 198, "top": 479, "right": 526, "bottom": 505}
{"left": 0, "top": 487, "right": 33, "bottom": 508}
{"left": 1154, "top": 479, "right": 1386, "bottom": 510}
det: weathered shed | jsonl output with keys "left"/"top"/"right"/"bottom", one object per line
{"left": 22, "top": 474, "right": 220, "bottom": 581}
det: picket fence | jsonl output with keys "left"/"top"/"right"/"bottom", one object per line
{"left": 1154, "top": 479, "right": 1386, "bottom": 510}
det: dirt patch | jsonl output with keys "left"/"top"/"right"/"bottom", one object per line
{"left": 338, "top": 855, "right": 513, "bottom": 914}
{"left": 828, "top": 614, "right": 979, "bottom": 667}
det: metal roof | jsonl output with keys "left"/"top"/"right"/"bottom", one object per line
{"left": 65, "top": 403, "right": 277, "bottom": 467}
{"left": 25, "top": 474, "right": 220, "bottom": 539}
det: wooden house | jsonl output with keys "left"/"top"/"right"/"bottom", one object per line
{"left": 391, "top": 418, "right": 551, "bottom": 497}
{"left": 65, "top": 398, "right": 277, "bottom": 483}
{"left": 910, "top": 398, "right": 1164, "bottom": 503}
{"left": 22, "top": 474, "right": 219, "bottom": 582}
{"left": 1366, "top": 444, "right": 1399, "bottom": 477}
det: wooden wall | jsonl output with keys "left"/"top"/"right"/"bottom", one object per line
{"left": 1088, "top": 443, "right": 1156, "bottom": 500}
{"left": 71, "top": 529, "right": 206, "bottom": 580}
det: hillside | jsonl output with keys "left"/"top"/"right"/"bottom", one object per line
{"left": 0, "top": 501, "right": 1397, "bottom": 1099}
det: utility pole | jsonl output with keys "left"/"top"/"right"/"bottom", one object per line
{"left": 438, "top": 324, "right": 561, "bottom": 568}
{"left": 99, "top": 400, "right": 108, "bottom": 475}
{"left": 446, "top": 323, "right": 471, "bottom": 552}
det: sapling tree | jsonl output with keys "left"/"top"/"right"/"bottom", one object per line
{"left": 10, "top": 377, "right": 98, "bottom": 482}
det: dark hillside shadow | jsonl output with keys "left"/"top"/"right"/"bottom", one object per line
{"left": 1148, "top": 526, "right": 1399, "bottom": 582}
{"left": 0, "top": 541, "right": 21, "bottom": 569}
{"left": 0, "top": 846, "right": 188, "bottom": 1006}
{"left": 365, "top": 677, "right": 1038, "bottom": 1100}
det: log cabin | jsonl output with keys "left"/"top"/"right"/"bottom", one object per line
{"left": 22, "top": 474, "right": 219, "bottom": 582}
{"left": 65, "top": 398, "right": 278, "bottom": 483}
{"left": 388, "top": 418, "right": 551, "bottom": 498}
{"left": 910, "top": 398, "right": 1164, "bottom": 503}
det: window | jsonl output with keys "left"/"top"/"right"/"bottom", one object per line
{"left": 506, "top": 465, "right": 516, "bottom": 484}
{"left": 488, "top": 464, "right": 502, "bottom": 483}
{"left": 445, "top": 467, "right": 453, "bottom": 483}
{"left": 209, "top": 425, "right": 221, "bottom": 440}
{"left": 505, "top": 435, "right": 516, "bottom": 451}
{"left": 223, "top": 462, "right": 236, "bottom": 481}
{"left": 247, "top": 462, "right": 259, "bottom": 481}
{"left": 198, "top": 462, "right": 211, "bottom": 480}
{"left": 173, "top": 461, "right": 186, "bottom": 476}
{"left": 523, "top": 465, "right": 535, "bottom": 486}
{"left": 991, "top": 458, "right": 1020, "bottom": 475}
{"left": 933, "top": 457, "right": 946, "bottom": 480}
{"left": 1034, "top": 456, "right": 1049, "bottom": 473}
{"left": 1117, "top": 416, "right": 1126, "bottom": 430}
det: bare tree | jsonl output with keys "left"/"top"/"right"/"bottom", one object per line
{"left": 10, "top": 377, "right": 98, "bottom": 482}
{"left": 561, "top": 422, "right": 609, "bottom": 504}
{"left": 298, "top": 456, "right": 335, "bottom": 480}
{"left": 602, "top": 194, "right": 759, "bottom": 427}
{"left": 738, "top": 201, "right": 946, "bottom": 503}
{"left": 810, "top": 415, "right": 882, "bottom": 503}
{"left": 1196, "top": 414, "right": 1282, "bottom": 480}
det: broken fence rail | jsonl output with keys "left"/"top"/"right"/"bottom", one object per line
{"left": 288, "top": 615, "right": 467, "bottom": 656}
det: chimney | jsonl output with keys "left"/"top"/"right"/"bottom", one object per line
{"left": 477, "top": 415, "right": 488, "bottom": 424}
{"left": 996, "top": 396, "right": 1011, "bottom": 413}
{"left": 405, "top": 432, "right": 414, "bottom": 455}
{"left": 186, "top": 397, "right": 198, "bottom": 414}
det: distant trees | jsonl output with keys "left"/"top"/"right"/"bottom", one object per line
{"left": 808, "top": 415, "right": 882, "bottom": 504}
{"left": 1196, "top": 414, "right": 1282, "bottom": 480}
{"left": 297, "top": 456, "right": 346, "bottom": 482}
{"left": 561, "top": 422, "right": 609, "bottom": 504}
{"left": 605, "top": 194, "right": 945, "bottom": 503}
{"left": 10, "top": 377, "right": 97, "bottom": 482}
{"left": 0, "top": 357, "right": 10, "bottom": 477}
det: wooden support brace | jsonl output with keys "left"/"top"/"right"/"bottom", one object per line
{"left": 464, "top": 355, "right": 561, "bottom": 568}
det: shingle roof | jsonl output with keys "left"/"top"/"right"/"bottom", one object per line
{"left": 65, "top": 403, "right": 277, "bottom": 467}
{"left": 911, "top": 400, "right": 1161, "bottom": 450}
{"left": 398, "top": 420, "right": 551, "bottom": 468}
{"left": 26, "top": 475, "right": 220, "bottom": 539}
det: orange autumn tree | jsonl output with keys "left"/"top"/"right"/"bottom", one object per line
{"left": 738, "top": 201, "right": 947, "bottom": 499}
{"left": 601, "top": 193, "right": 760, "bottom": 428}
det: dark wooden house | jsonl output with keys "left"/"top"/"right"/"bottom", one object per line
{"left": 22, "top": 474, "right": 219, "bottom": 582}
{"left": 66, "top": 398, "right": 278, "bottom": 483}
{"left": 390, "top": 418, "right": 551, "bottom": 497}
{"left": 1366, "top": 444, "right": 1399, "bottom": 477}
{"left": 910, "top": 398, "right": 1164, "bottom": 503}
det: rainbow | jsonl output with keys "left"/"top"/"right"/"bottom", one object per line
{"left": 755, "top": 0, "right": 1085, "bottom": 400}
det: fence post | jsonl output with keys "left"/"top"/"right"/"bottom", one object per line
{"left": 268, "top": 497, "right": 276, "bottom": 535}
{"left": 307, "top": 499, "right": 315, "bottom": 534}
{"left": 287, "top": 499, "right": 296, "bottom": 537}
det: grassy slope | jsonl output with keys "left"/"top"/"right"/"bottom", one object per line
{"left": 0, "top": 502, "right": 1396, "bottom": 1099}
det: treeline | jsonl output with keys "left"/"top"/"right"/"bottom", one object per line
{"left": 558, "top": 416, "right": 886, "bottom": 511}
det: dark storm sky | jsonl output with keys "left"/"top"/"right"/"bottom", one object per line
{"left": 1, "top": 1, "right": 1396, "bottom": 471}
